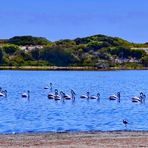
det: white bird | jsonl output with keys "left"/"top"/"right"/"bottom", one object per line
{"left": 0, "top": 92, "right": 5, "bottom": 97}
{"left": 48, "top": 89, "right": 61, "bottom": 100}
{"left": 48, "top": 93, "right": 55, "bottom": 99}
{"left": 54, "top": 89, "right": 61, "bottom": 100}
{"left": 44, "top": 82, "right": 53, "bottom": 90}
{"left": 90, "top": 93, "right": 100, "bottom": 99}
{"left": 132, "top": 96, "right": 141, "bottom": 103}
{"left": 132, "top": 92, "right": 146, "bottom": 103}
{"left": 109, "top": 92, "right": 120, "bottom": 101}
{"left": 62, "top": 90, "right": 76, "bottom": 100}
{"left": 80, "top": 92, "right": 89, "bottom": 99}
{"left": 0, "top": 90, "right": 7, "bottom": 97}
{"left": 54, "top": 95, "right": 61, "bottom": 100}
{"left": 48, "top": 89, "right": 55, "bottom": 99}
{"left": 22, "top": 90, "right": 30, "bottom": 98}
{"left": 0, "top": 92, "right": 4, "bottom": 97}
{"left": 44, "top": 86, "right": 49, "bottom": 89}
{"left": 47, "top": 83, "right": 54, "bottom": 99}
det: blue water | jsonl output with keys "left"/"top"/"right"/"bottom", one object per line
{"left": 0, "top": 70, "right": 148, "bottom": 134}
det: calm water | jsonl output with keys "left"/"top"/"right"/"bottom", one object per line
{"left": 0, "top": 70, "right": 148, "bottom": 134}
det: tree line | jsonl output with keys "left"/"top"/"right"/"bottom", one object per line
{"left": 0, "top": 35, "right": 147, "bottom": 68}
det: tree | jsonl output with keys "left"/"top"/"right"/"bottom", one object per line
{"left": 55, "top": 39, "right": 76, "bottom": 47}
{"left": 141, "top": 56, "right": 148, "bottom": 67}
{"left": 107, "top": 47, "right": 131, "bottom": 58}
{"left": 0, "top": 48, "right": 3, "bottom": 64}
{"left": 131, "top": 49, "right": 146, "bottom": 59}
{"left": 3, "top": 44, "right": 20, "bottom": 55}
{"left": 8, "top": 36, "right": 50, "bottom": 45}
{"left": 40, "top": 46, "right": 76, "bottom": 66}
{"left": 30, "top": 48, "right": 40, "bottom": 60}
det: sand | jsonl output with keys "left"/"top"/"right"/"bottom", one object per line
{"left": 0, "top": 131, "right": 148, "bottom": 148}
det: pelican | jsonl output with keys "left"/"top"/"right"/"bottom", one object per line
{"left": 62, "top": 90, "right": 76, "bottom": 100}
{"left": 132, "top": 92, "right": 146, "bottom": 103}
{"left": 132, "top": 96, "right": 141, "bottom": 103}
{"left": 80, "top": 92, "right": 89, "bottom": 99}
{"left": 0, "top": 92, "right": 4, "bottom": 97}
{"left": 44, "top": 86, "right": 49, "bottom": 89}
{"left": 0, "top": 90, "right": 7, "bottom": 97}
{"left": 54, "top": 89, "right": 61, "bottom": 100}
{"left": 48, "top": 92, "right": 55, "bottom": 99}
{"left": 48, "top": 94, "right": 55, "bottom": 99}
{"left": 22, "top": 90, "right": 30, "bottom": 98}
{"left": 47, "top": 83, "right": 54, "bottom": 99}
{"left": 90, "top": 93, "right": 100, "bottom": 99}
{"left": 48, "top": 89, "right": 56, "bottom": 99}
{"left": 61, "top": 91, "right": 71, "bottom": 100}
{"left": 109, "top": 92, "right": 120, "bottom": 101}
{"left": 54, "top": 95, "right": 61, "bottom": 100}
{"left": 44, "top": 82, "right": 53, "bottom": 91}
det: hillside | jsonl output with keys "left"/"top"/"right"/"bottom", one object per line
{"left": 0, "top": 35, "right": 148, "bottom": 68}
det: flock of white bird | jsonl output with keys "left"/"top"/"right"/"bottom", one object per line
{"left": 0, "top": 83, "right": 146, "bottom": 104}
{"left": 43, "top": 83, "right": 146, "bottom": 104}
{"left": 0, "top": 83, "right": 146, "bottom": 128}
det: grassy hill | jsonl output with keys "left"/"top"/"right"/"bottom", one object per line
{"left": 0, "top": 35, "right": 147, "bottom": 69}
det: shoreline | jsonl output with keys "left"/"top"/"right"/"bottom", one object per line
{"left": 2, "top": 129, "right": 148, "bottom": 135}
{"left": 0, "top": 66, "right": 147, "bottom": 71}
{"left": 0, "top": 131, "right": 148, "bottom": 147}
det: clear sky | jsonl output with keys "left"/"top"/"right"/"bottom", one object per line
{"left": 0, "top": 0, "right": 148, "bottom": 43}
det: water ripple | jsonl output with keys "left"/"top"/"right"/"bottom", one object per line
{"left": 0, "top": 70, "right": 147, "bottom": 133}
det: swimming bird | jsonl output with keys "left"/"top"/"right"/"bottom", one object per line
{"left": 22, "top": 90, "right": 30, "bottom": 98}
{"left": 61, "top": 91, "right": 69, "bottom": 99}
{"left": 123, "top": 119, "right": 128, "bottom": 128}
{"left": 54, "top": 89, "right": 61, "bottom": 100}
{"left": 0, "top": 92, "right": 4, "bottom": 97}
{"left": 48, "top": 93, "right": 55, "bottom": 99}
{"left": 44, "top": 86, "right": 49, "bottom": 89}
{"left": 132, "top": 96, "right": 141, "bottom": 103}
{"left": 63, "top": 89, "right": 76, "bottom": 100}
{"left": 47, "top": 83, "right": 55, "bottom": 99}
{"left": 109, "top": 92, "right": 120, "bottom": 102}
{"left": 80, "top": 92, "right": 89, "bottom": 99}
{"left": 48, "top": 89, "right": 61, "bottom": 100}
{"left": 90, "top": 93, "right": 100, "bottom": 100}
{"left": 0, "top": 90, "right": 7, "bottom": 97}
{"left": 132, "top": 92, "right": 146, "bottom": 103}
{"left": 48, "top": 89, "right": 56, "bottom": 99}
{"left": 44, "top": 82, "right": 53, "bottom": 90}
{"left": 48, "top": 91, "right": 55, "bottom": 99}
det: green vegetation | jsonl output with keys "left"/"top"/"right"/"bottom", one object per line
{"left": 8, "top": 36, "right": 49, "bottom": 45}
{"left": 2, "top": 44, "right": 20, "bottom": 55}
{"left": 0, "top": 35, "right": 147, "bottom": 69}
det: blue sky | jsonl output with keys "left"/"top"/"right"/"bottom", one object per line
{"left": 0, "top": 0, "right": 148, "bottom": 43}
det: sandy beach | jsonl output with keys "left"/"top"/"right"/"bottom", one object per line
{"left": 0, "top": 131, "right": 148, "bottom": 148}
